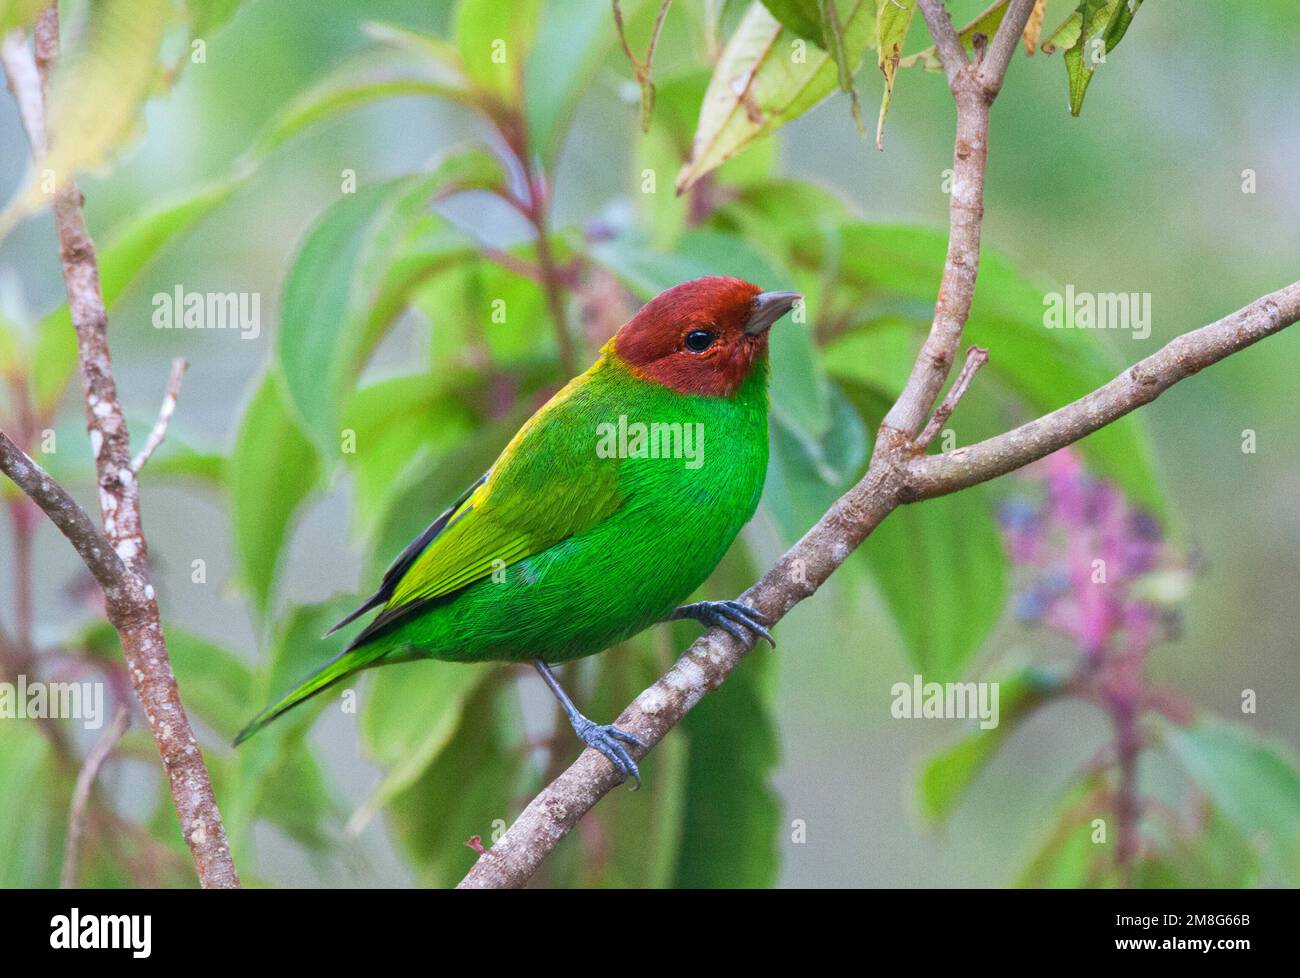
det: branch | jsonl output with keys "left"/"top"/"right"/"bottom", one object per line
{"left": 457, "top": 0, "right": 1294, "bottom": 889}
{"left": 881, "top": 0, "right": 1038, "bottom": 437}
{"left": 131, "top": 357, "right": 187, "bottom": 474}
{"left": 0, "top": 432, "right": 130, "bottom": 595}
{"left": 978, "top": 0, "right": 1040, "bottom": 96}
{"left": 2, "top": 6, "right": 239, "bottom": 888}
{"left": 61, "top": 705, "right": 130, "bottom": 888}
{"left": 613, "top": 0, "right": 672, "bottom": 132}
{"left": 916, "top": 344, "right": 988, "bottom": 449}
{"left": 906, "top": 282, "right": 1300, "bottom": 498}
{"left": 915, "top": 0, "right": 969, "bottom": 87}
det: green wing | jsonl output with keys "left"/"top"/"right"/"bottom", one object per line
{"left": 345, "top": 375, "right": 624, "bottom": 647}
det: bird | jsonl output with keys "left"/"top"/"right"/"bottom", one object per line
{"left": 235, "top": 277, "right": 800, "bottom": 786}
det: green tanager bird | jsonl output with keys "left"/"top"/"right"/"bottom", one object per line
{"left": 236, "top": 277, "right": 801, "bottom": 785}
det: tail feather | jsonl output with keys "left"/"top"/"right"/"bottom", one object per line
{"left": 233, "top": 645, "right": 379, "bottom": 746}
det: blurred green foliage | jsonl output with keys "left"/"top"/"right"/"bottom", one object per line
{"left": 0, "top": 0, "right": 1297, "bottom": 889}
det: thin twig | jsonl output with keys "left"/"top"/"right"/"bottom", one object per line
{"left": 915, "top": 0, "right": 969, "bottom": 86}
{"left": 613, "top": 0, "right": 672, "bottom": 132}
{"left": 0, "top": 431, "right": 132, "bottom": 593}
{"left": 907, "top": 283, "right": 1300, "bottom": 498}
{"left": 61, "top": 705, "right": 130, "bottom": 888}
{"left": 978, "top": 0, "right": 1040, "bottom": 96}
{"left": 917, "top": 345, "right": 988, "bottom": 449}
{"left": 131, "top": 358, "right": 187, "bottom": 473}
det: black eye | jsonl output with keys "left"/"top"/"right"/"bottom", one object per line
{"left": 684, "top": 330, "right": 716, "bottom": 353}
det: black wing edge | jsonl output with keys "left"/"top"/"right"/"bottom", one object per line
{"left": 321, "top": 471, "right": 489, "bottom": 639}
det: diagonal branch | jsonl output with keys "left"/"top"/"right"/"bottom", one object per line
{"left": 917, "top": 344, "right": 988, "bottom": 449}
{"left": 61, "top": 704, "right": 130, "bottom": 888}
{"left": 457, "top": 0, "right": 1293, "bottom": 889}
{"left": 906, "top": 281, "right": 1300, "bottom": 498}
{"left": 978, "top": 0, "right": 1040, "bottom": 95}
{"left": 915, "top": 0, "right": 969, "bottom": 86}
{"left": 131, "top": 357, "right": 188, "bottom": 474}
{"left": 0, "top": 6, "right": 239, "bottom": 888}
{"left": 0, "top": 431, "right": 130, "bottom": 594}
{"left": 882, "top": 0, "right": 1038, "bottom": 437}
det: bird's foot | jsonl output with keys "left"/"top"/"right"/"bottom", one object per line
{"left": 572, "top": 717, "right": 645, "bottom": 790}
{"left": 670, "top": 600, "right": 775, "bottom": 648}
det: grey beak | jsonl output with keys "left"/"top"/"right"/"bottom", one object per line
{"left": 745, "top": 291, "right": 801, "bottom": 335}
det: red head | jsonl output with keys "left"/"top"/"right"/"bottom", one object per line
{"left": 612, "top": 277, "right": 801, "bottom": 397}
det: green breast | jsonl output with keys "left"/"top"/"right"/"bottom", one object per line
{"left": 378, "top": 355, "right": 771, "bottom": 663}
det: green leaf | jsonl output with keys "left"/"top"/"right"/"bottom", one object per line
{"left": 385, "top": 676, "right": 526, "bottom": 887}
{"left": 820, "top": 0, "right": 867, "bottom": 137}
{"left": 223, "top": 599, "right": 353, "bottom": 859}
{"left": 351, "top": 661, "right": 494, "bottom": 833}
{"left": 32, "top": 179, "right": 238, "bottom": 412}
{"left": 524, "top": 0, "right": 649, "bottom": 167}
{"left": 363, "top": 20, "right": 471, "bottom": 73}
{"left": 1015, "top": 775, "right": 1113, "bottom": 886}
{"left": 341, "top": 373, "right": 477, "bottom": 533}
{"left": 165, "top": 628, "right": 255, "bottom": 741}
{"left": 1166, "top": 719, "right": 1300, "bottom": 885}
{"left": 251, "top": 22, "right": 480, "bottom": 158}
{"left": 764, "top": 380, "right": 868, "bottom": 541}
{"left": 429, "top": 145, "right": 510, "bottom": 197}
{"left": 254, "top": 722, "right": 340, "bottom": 852}
{"left": 1052, "top": 0, "right": 1141, "bottom": 116}
{"left": 0, "top": 721, "right": 55, "bottom": 886}
{"left": 229, "top": 373, "right": 321, "bottom": 619}
{"left": 188, "top": 0, "right": 245, "bottom": 38}
{"left": 866, "top": 488, "right": 1007, "bottom": 682}
{"left": 143, "top": 446, "right": 226, "bottom": 488}
{"left": 760, "top": 0, "right": 825, "bottom": 40}
{"left": 673, "top": 650, "right": 782, "bottom": 887}
{"left": 898, "top": 0, "right": 1009, "bottom": 71}
{"left": 918, "top": 666, "right": 1065, "bottom": 821}
{"left": 454, "top": 0, "right": 541, "bottom": 104}
{"left": 1136, "top": 807, "right": 1261, "bottom": 888}
{"left": 276, "top": 171, "right": 472, "bottom": 456}
{"left": 0, "top": 0, "right": 170, "bottom": 232}
{"left": 1102, "top": 0, "right": 1143, "bottom": 50}
{"left": 254, "top": 72, "right": 467, "bottom": 159}
{"left": 428, "top": 258, "right": 551, "bottom": 367}
{"left": 707, "top": 178, "right": 853, "bottom": 272}
{"left": 874, "top": 0, "right": 916, "bottom": 147}
{"left": 677, "top": 0, "right": 876, "bottom": 194}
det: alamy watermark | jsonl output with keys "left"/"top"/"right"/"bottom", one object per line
{"left": 595, "top": 415, "right": 705, "bottom": 470}
{"left": 891, "top": 674, "right": 1000, "bottom": 730}
{"left": 1043, "top": 285, "right": 1151, "bottom": 340}
{"left": 0, "top": 675, "right": 105, "bottom": 730}
{"left": 50, "top": 909, "right": 150, "bottom": 958}
{"left": 152, "top": 286, "right": 261, "bottom": 340}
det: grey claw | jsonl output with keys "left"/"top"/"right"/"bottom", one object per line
{"left": 685, "top": 600, "right": 775, "bottom": 648}
{"left": 606, "top": 725, "right": 646, "bottom": 749}
{"left": 724, "top": 600, "right": 773, "bottom": 627}
{"left": 577, "top": 721, "right": 643, "bottom": 789}
{"left": 719, "top": 601, "right": 776, "bottom": 646}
